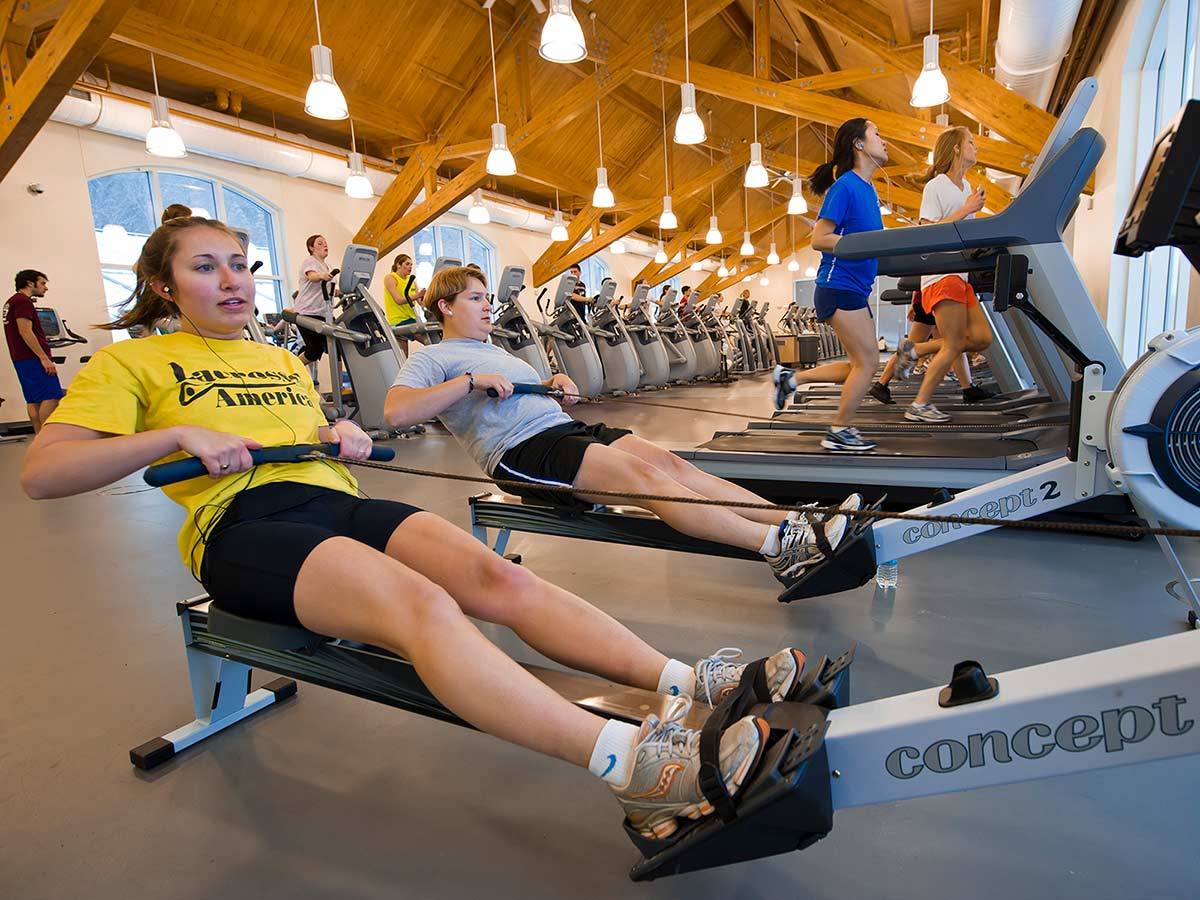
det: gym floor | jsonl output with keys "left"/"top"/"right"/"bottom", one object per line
{"left": 2, "top": 374, "right": 1196, "bottom": 899}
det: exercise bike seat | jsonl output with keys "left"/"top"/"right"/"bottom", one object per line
{"left": 206, "top": 602, "right": 329, "bottom": 652}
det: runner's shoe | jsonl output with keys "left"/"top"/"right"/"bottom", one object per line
{"left": 694, "top": 647, "right": 807, "bottom": 708}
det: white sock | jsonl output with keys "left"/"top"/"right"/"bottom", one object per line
{"left": 656, "top": 658, "right": 697, "bottom": 698}
{"left": 759, "top": 523, "right": 782, "bottom": 557}
{"left": 589, "top": 719, "right": 641, "bottom": 787}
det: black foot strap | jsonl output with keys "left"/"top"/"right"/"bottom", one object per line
{"left": 697, "top": 658, "right": 773, "bottom": 824}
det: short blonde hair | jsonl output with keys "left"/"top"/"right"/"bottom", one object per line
{"left": 424, "top": 266, "right": 488, "bottom": 322}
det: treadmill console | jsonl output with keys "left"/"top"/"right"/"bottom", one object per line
{"left": 339, "top": 244, "right": 379, "bottom": 295}
{"left": 36, "top": 307, "right": 62, "bottom": 338}
{"left": 434, "top": 256, "right": 462, "bottom": 272}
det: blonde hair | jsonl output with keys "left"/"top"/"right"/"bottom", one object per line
{"left": 424, "top": 266, "right": 488, "bottom": 323}
{"left": 920, "top": 126, "right": 973, "bottom": 185}
{"left": 101, "top": 217, "right": 243, "bottom": 332}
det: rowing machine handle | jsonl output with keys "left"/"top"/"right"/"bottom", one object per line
{"left": 143, "top": 442, "right": 396, "bottom": 487}
{"left": 485, "top": 383, "right": 555, "bottom": 398}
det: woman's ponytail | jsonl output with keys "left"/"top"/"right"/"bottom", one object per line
{"left": 809, "top": 118, "right": 870, "bottom": 197}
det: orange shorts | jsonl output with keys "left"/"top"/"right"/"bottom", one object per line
{"left": 921, "top": 276, "right": 978, "bottom": 315}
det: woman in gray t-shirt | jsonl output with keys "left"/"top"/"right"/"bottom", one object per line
{"left": 288, "top": 234, "right": 335, "bottom": 365}
{"left": 387, "top": 266, "right": 859, "bottom": 589}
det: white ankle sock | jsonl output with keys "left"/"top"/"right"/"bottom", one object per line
{"left": 759, "top": 523, "right": 783, "bottom": 557}
{"left": 589, "top": 719, "right": 640, "bottom": 787}
{"left": 656, "top": 658, "right": 697, "bottom": 698}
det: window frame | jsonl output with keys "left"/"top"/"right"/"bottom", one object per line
{"left": 411, "top": 223, "right": 497, "bottom": 288}
{"left": 87, "top": 167, "right": 288, "bottom": 325}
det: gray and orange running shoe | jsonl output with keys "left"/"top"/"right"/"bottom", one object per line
{"left": 612, "top": 695, "right": 768, "bottom": 839}
{"left": 694, "top": 647, "right": 807, "bottom": 708}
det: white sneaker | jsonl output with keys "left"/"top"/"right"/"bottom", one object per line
{"left": 767, "top": 515, "right": 847, "bottom": 583}
{"left": 694, "top": 647, "right": 806, "bottom": 708}
{"left": 905, "top": 402, "right": 951, "bottom": 423}
{"left": 787, "top": 492, "right": 863, "bottom": 527}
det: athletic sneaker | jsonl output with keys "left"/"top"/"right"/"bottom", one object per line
{"left": 868, "top": 381, "right": 896, "bottom": 405}
{"left": 891, "top": 338, "right": 918, "bottom": 381}
{"left": 768, "top": 514, "right": 848, "bottom": 582}
{"left": 962, "top": 383, "right": 998, "bottom": 403}
{"left": 787, "top": 492, "right": 864, "bottom": 527}
{"left": 612, "top": 695, "right": 768, "bottom": 839}
{"left": 772, "top": 364, "right": 796, "bottom": 410}
{"left": 694, "top": 647, "right": 806, "bottom": 708}
{"left": 820, "top": 426, "right": 876, "bottom": 453}
{"left": 905, "top": 402, "right": 951, "bottom": 422}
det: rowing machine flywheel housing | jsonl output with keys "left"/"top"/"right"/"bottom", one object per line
{"left": 1106, "top": 327, "right": 1200, "bottom": 526}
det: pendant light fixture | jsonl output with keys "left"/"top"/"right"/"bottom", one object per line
{"left": 654, "top": 239, "right": 668, "bottom": 264}
{"left": 759, "top": 275, "right": 770, "bottom": 286}
{"left": 787, "top": 257, "right": 801, "bottom": 273}
{"left": 766, "top": 221, "right": 780, "bottom": 265}
{"left": 539, "top": 0, "right": 587, "bottom": 64}
{"left": 468, "top": 189, "right": 490, "bottom": 225}
{"left": 611, "top": 238, "right": 626, "bottom": 254}
{"left": 743, "top": 2, "right": 768, "bottom": 188}
{"left": 550, "top": 191, "right": 569, "bottom": 241}
{"left": 805, "top": 265, "right": 818, "bottom": 277}
{"left": 344, "top": 121, "right": 372, "bottom": 199}
{"left": 788, "top": 43, "right": 808, "bottom": 216}
{"left": 910, "top": 1, "right": 950, "bottom": 108}
{"left": 145, "top": 54, "right": 186, "bottom": 158}
{"left": 739, "top": 187, "right": 754, "bottom": 255}
{"left": 717, "top": 258, "right": 729, "bottom": 278}
{"left": 673, "top": 0, "right": 706, "bottom": 144}
{"left": 787, "top": 215, "right": 801, "bottom": 272}
{"left": 704, "top": 127, "right": 722, "bottom": 244}
{"left": 658, "top": 82, "right": 677, "bottom": 229}
{"left": 485, "top": 6, "right": 517, "bottom": 176}
{"left": 591, "top": 30, "right": 614, "bottom": 208}
{"left": 305, "top": 0, "right": 348, "bottom": 120}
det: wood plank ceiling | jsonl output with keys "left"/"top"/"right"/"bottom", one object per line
{"left": 6, "top": 0, "right": 1118, "bottom": 261}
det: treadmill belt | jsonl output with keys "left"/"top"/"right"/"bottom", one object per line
{"left": 700, "top": 429, "right": 1049, "bottom": 459}
{"left": 765, "top": 407, "right": 1067, "bottom": 427}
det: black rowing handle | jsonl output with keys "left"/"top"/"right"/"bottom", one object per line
{"left": 144, "top": 442, "right": 395, "bottom": 487}
{"left": 485, "top": 383, "right": 558, "bottom": 398}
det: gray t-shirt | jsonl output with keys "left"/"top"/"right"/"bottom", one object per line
{"left": 294, "top": 254, "right": 329, "bottom": 314}
{"left": 392, "top": 339, "right": 572, "bottom": 473}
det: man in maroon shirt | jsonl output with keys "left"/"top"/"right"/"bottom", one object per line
{"left": 3, "top": 269, "right": 64, "bottom": 433}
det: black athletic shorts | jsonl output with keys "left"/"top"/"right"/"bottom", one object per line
{"left": 200, "top": 482, "right": 423, "bottom": 629}
{"left": 911, "top": 288, "right": 935, "bottom": 326}
{"left": 298, "top": 323, "right": 327, "bottom": 361}
{"left": 492, "top": 420, "right": 631, "bottom": 510}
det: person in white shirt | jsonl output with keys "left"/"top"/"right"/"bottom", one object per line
{"left": 289, "top": 234, "right": 336, "bottom": 366}
{"left": 889, "top": 126, "right": 995, "bottom": 423}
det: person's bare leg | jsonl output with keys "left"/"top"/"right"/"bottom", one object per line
{"left": 610, "top": 434, "right": 788, "bottom": 527}
{"left": 26, "top": 402, "right": 41, "bottom": 434}
{"left": 573, "top": 443, "right": 773, "bottom": 552}
{"left": 951, "top": 352, "right": 972, "bottom": 387}
{"left": 830, "top": 308, "right": 879, "bottom": 428}
{"left": 915, "top": 302, "right": 968, "bottom": 406}
{"left": 382, "top": 512, "right": 668, "bottom": 691}
{"left": 791, "top": 360, "right": 853, "bottom": 385}
{"left": 37, "top": 399, "right": 58, "bottom": 431}
{"left": 293, "top": 537, "right": 604, "bottom": 766}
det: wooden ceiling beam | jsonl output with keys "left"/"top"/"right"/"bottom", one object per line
{"left": 377, "top": 0, "right": 736, "bottom": 257}
{"left": 532, "top": 145, "right": 753, "bottom": 286}
{"left": 0, "top": 0, "right": 134, "bottom": 180}
{"left": 882, "top": 0, "right": 914, "bottom": 45}
{"left": 111, "top": 9, "right": 429, "bottom": 145}
{"left": 650, "top": 202, "right": 796, "bottom": 286}
{"left": 784, "top": 0, "right": 1055, "bottom": 154}
{"left": 353, "top": 137, "right": 449, "bottom": 248}
{"left": 753, "top": 0, "right": 771, "bottom": 79}
{"left": 786, "top": 64, "right": 897, "bottom": 92}
{"left": 636, "top": 54, "right": 1037, "bottom": 175}
{"left": 436, "top": 5, "right": 531, "bottom": 133}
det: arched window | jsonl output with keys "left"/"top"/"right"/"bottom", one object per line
{"left": 411, "top": 224, "right": 496, "bottom": 288}
{"left": 87, "top": 169, "right": 285, "bottom": 337}
{"left": 578, "top": 256, "right": 611, "bottom": 295}
{"left": 1108, "top": 0, "right": 1199, "bottom": 359}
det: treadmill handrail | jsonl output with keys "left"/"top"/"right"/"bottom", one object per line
{"left": 834, "top": 129, "right": 1105, "bottom": 263}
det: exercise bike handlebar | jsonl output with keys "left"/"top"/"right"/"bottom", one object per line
{"left": 143, "top": 442, "right": 396, "bottom": 487}
{"left": 485, "top": 382, "right": 561, "bottom": 398}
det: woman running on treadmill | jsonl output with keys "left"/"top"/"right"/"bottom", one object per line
{"left": 385, "top": 266, "right": 859, "bottom": 588}
{"left": 889, "top": 126, "right": 994, "bottom": 422}
{"left": 21, "top": 216, "right": 814, "bottom": 842}
{"left": 771, "top": 118, "right": 888, "bottom": 452}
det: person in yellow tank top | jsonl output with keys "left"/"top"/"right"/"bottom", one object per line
{"left": 383, "top": 253, "right": 424, "bottom": 326}
{"left": 19, "top": 216, "right": 806, "bottom": 840}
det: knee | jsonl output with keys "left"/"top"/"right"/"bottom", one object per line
{"left": 402, "top": 579, "right": 465, "bottom": 632}
{"left": 474, "top": 556, "right": 541, "bottom": 623}
{"left": 624, "top": 457, "right": 671, "bottom": 490}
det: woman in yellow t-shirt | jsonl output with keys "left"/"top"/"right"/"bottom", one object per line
{"left": 19, "top": 216, "right": 798, "bottom": 840}
{"left": 384, "top": 253, "right": 427, "bottom": 354}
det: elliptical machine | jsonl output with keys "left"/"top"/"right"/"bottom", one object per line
{"left": 585, "top": 278, "right": 641, "bottom": 395}
{"left": 534, "top": 274, "right": 605, "bottom": 396}
{"left": 489, "top": 265, "right": 552, "bottom": 380}
{"left": 653, "top": 287, "right": 699, "bottom": 383}
{"left": 622, "top": 283, "right": 672, "bottom": 390}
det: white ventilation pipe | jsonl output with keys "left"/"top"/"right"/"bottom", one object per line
{"left": 994, "top": 0, "right": 1084, "bottom": 108}
{"left": 49, "top": 83, "right": 664, "bottom": 252}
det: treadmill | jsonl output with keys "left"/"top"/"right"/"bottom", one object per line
{"left": 675, "top": 79, "right": 1126, "bottom": 500}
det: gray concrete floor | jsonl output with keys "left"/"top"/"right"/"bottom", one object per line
{"left": 1, "top": 374, "right": 1197, "bottom": 899}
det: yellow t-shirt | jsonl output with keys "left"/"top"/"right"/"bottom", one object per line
{"left": 383, "top": 272, "right": 418, "bottom": 326}
{"left": 46, "top": 331, "right": 357, "bottom": 577}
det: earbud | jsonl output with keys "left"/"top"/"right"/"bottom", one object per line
{"left": 855, "top": 142, "right": 864, "bottom": 150}
{"left": 163, "top": 286, "right": 171, "bottom": 294}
